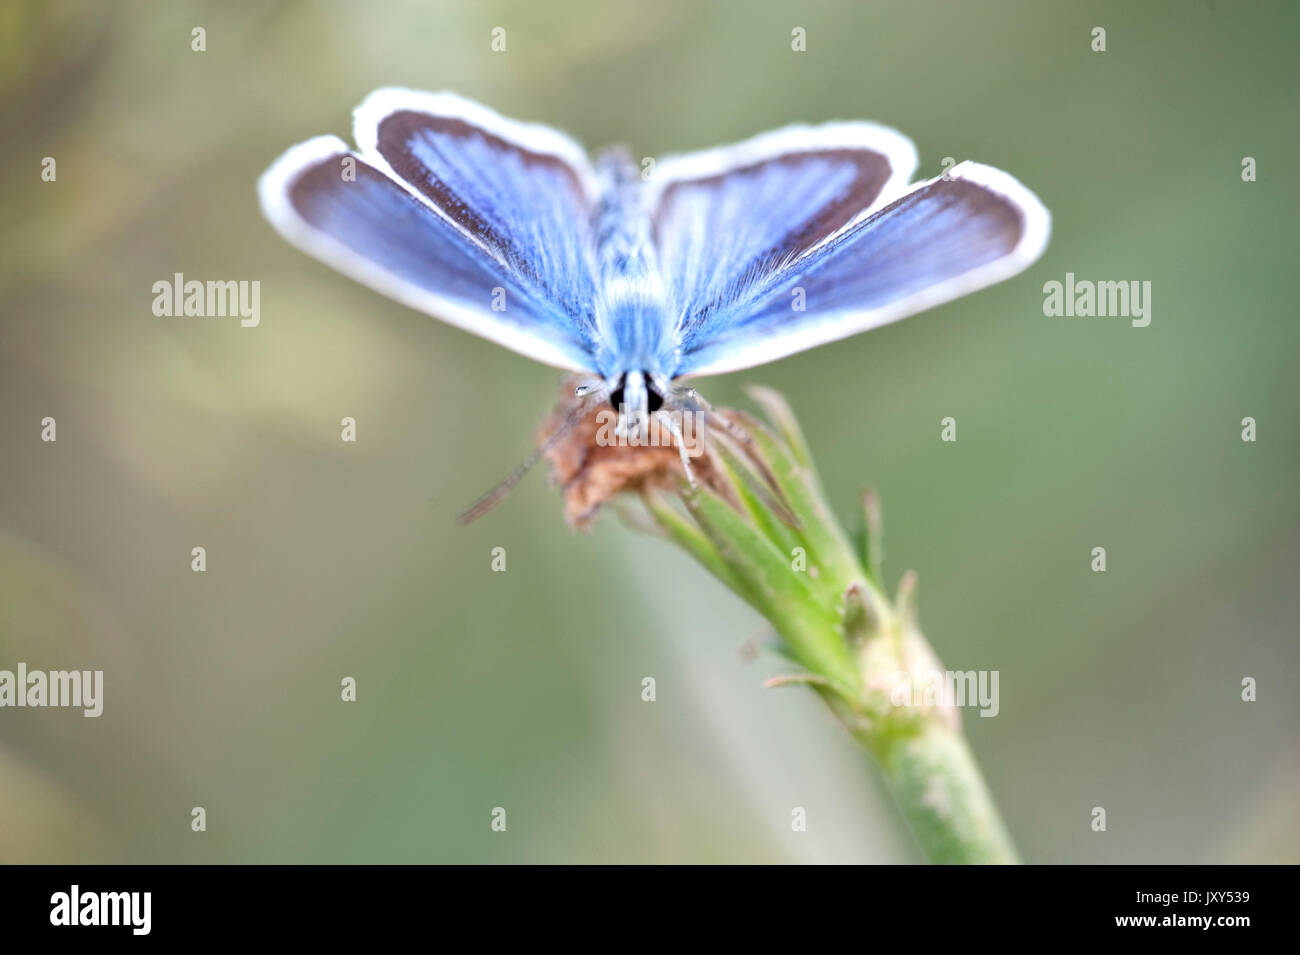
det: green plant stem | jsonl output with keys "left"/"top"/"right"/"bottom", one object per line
{"left": 638, "top": 388, "right": 1021, "bottom": 864}
{"left": 867, "top": 721, "right": 1020, "bottom": 864}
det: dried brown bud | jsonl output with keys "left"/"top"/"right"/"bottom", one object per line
{"left": 538, "top": 377, "right": 731, "bottom": 528}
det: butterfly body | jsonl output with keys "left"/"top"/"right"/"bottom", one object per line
{"left": 589, "top": 148, "right": 676, "bottom": 409}
{"left": 260, "top": 89, "right": 1049, "bottom": 471}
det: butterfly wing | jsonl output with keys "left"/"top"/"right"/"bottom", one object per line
{"left": 648, "top": 123, "right": 918, "bottom": 361}
{"left": 651, "top": 130, "right": 1047, "bottom": 377}
{"left": 259, "top": 91, "right": 601, "bottom": 372}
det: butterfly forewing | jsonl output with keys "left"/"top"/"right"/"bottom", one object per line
{"left": 354, "top": 89, "right": 601, "bottom": 333}
{"left": 649, "top": 123, "right": 918, "bottom": 339}
{"left": 257, "top": 135, "right": 596, "bottom": 371}
{"left": 673, "top": 162, "right": 1049, "bottom": 377}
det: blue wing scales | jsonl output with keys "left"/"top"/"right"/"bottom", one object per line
{"left": 669, "top": 161, "right": 1050, "bottom": 377}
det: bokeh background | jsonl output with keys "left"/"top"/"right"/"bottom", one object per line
{"left": 1, "top": 0, "right": 1297, "bottom": 863}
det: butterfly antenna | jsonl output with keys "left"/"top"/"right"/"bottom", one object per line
{"left": 455, "top": 397, "right": 595, "bottom": 525}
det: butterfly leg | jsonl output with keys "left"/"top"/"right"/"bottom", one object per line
{"left": 681, "top": 387, "right": 754, "bottom": 451}
{"left": 665, "top": 382, "right": 749, "bottom": 450}
{"left": 653, "top": 408, "right": 697, "bottom": 486}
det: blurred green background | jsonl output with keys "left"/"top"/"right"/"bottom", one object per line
{"left": 2, "top": 0, "right": 1297, "bottom": 863}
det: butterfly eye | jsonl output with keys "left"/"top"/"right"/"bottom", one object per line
{"left": 607, "top": 372, "right": 664, "bottom": 413}
{"left": 645, "top": 379, "right": 665, "bottom": 413}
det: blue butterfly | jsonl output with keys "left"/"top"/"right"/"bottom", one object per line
{"left": 259, "top": 89, "right": 1049, "bottom": 507}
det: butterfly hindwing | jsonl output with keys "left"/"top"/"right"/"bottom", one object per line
{"left": 673, "top": 161, "right": 1050, "bottom": 376}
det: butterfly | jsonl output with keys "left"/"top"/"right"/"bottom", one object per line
{"left": 259, "top": 89, "right": 1049, "bottom": 515}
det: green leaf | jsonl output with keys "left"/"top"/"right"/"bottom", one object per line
{"left": 861, "top": 488, "right": 885, "bottom": 585}
{"left": 641, "top": 488, "right": 757, "bottom": 609}
{"left": 729, "top": 408, "right": 868, "bottom": 601}
{"left": 683, "top": 484, "right": 860, "bottom": 695}
{"left": 745, "top": 385, "right": 812, "bottom": 467}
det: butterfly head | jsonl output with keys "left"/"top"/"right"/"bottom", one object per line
{"left": 602, "top": 369, "right": 664, "bottom": 442}
{"left": 608, "top": 370, "right": 664, "bottom": 416}
{"left": 574, "top": 368, "right": 687, "bottom": 443}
